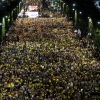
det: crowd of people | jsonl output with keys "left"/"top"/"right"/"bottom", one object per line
{"left": 0, "top": 5, "right": 100, "bottom": 100}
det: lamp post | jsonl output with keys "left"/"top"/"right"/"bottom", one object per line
{"left": 16, "top": 6, "right": 19, "bottom": 15}
{"left": 19, "top": 2, "right": 21, "bottom": 12}
{"left": 11, "top": 10, "right": 13, "bottom": 23}
{"left": 0, "top": 22, "right": 2, "bottom": 42}
{"left": 60, "top": 0, "right": 63, "bottom": 11}
{"left": 72, "top": 8, "right": 77, "bottom": 26}
{"left": 72, "top": 3, "right": 77, "bottom": 26}
{"left": 2, "top": 17, "right": 6, "bottom": 40}
{"left": 5, "top": 16, "right": 9, "bottom": 33}
{"left": 74, "top": 9, "right": 77, "bottom": 26}
{"left": 63, "top": 2, "right": 65, "bottom": 12}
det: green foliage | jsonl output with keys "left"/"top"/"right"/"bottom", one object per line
{"left": 94, "top": 32, "right": 100, "bottom": 49}
{"left": 66, "top": 5, "right": 69, "bottom": 13}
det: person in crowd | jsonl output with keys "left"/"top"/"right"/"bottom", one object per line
{"left": 0, "top": 3, "right": 100, "bottom": 100}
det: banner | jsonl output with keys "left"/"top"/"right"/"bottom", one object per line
{"left": 25, "top": 12, "right": 38, "bottom": 18}
{"left": 28, "top": 6, "right": 38, "bottom": 11}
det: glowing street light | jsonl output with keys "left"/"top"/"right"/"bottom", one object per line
{"left": 5, "top": 16, "right": 8, "bottom": 18}
{"left": 0, "top": 23, "right": 2, "bottom": 26}
{"left": 79, "top": 11, "right": 82, "bottom": 14}
{"left": 98, "top": 21, "right": 100, "bottom": 24}
{"left": 73, "top": 3, "right": 76, "bottom": 6}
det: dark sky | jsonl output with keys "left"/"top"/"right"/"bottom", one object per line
{"left": 63, "top": 0, "right": 100, "bottom": 20}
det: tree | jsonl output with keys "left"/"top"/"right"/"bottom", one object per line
{"left": 94, "top": 32, "right": 100, "bottom": 49}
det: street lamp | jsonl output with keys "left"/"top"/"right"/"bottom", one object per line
{"left": 79, "top": 11, "right": 82, "bottom": 14}
{"left": 72, "top": 3, "right": 77, "bottom": 26}
{"left": 72, "top": 8, "right": 77, "bottom": 26}
{"left": 73, "top": 3, "right": 76, "bottom": 7}
{"left": 0, "top": 23, "right": 2, "bottom": 26}
{"left": 62, "top": 2, "right": 65, "bottom": 12}
{"left": 2, "top": 17, "right": 6, "bottom": 40}
{"left": 74, "top": 10, "right": 77, "bottom": 26}
{"left": 59, "top": 0, "right": 63, "bottom": 11}
{"left": 98, "top": 21, "right": 100, "bottom": 24}
{"left": 5, "top": 16, "right": 8, "bottom": 18}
